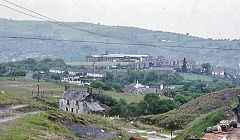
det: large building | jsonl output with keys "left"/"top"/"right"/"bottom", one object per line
{"left": 86, "top": 53, "right": 152, "bottom": 62}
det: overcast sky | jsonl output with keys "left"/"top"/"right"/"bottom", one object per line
{"left": 1, "top": 0, "right": 240, "bottom": 39}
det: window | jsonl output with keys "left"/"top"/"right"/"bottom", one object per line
{"left": 66, "top": 107, "right": 68, "bottom": 111}
{"left": 71, "top": 108, "right": 74, "bottom": 112}
{"left": 76, "top": 101, "right": 79, "bottom": 106}
{"left": 67, "top": 100, "right": 70, "bottom": 105}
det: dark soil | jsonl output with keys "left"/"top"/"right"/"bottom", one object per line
{"left": 67, "top": 124, "right": 117, "bottom": 139}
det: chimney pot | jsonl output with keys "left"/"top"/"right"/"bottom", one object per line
{"left": 65, "top": 84, "right": 70, "bottom": 91}
{"left": 87, "top": 85, "right": 92, "bottom": 94}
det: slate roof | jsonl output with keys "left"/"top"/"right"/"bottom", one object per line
{"left": 85, "top": 102, "right": 105, "bottom": 112}
{"left": 131, "top": 87, "right": 158, "bottom": 94}
{"left": 60, "top": 91, "right": 89, "bottom": 101}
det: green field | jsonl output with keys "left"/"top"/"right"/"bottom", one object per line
{"left": 180, "top": 73, "right": 213, "bottom": 82}
{"left": 67, "top": 61, "right": 129, "bottom": 68}
{"left": 99, "top": 90, "right": 145, "bottom": 104}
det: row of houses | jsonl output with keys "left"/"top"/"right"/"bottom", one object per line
{"left": 211, "top": 66, "right": 240, "bottom": 77}
{"left": 49, "top": 67, "right": 106, "bottom": 78}
{"left": 61, "top": 76, "right": 91, "bottom": 86}
{"left": 126, "top": 55, "right": 201, "bottom": 73}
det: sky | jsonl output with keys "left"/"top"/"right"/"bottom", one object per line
{"left": 0, "top": 0, "right": 240, "bottom": 39}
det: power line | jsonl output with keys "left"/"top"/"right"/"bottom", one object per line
{"left": 1, "top": 35, "right": 240, "bottom": 60}
{"left": 1, "top": 1, "right": 131, "bottom": 41}
{"left": 2, "top": 2, "right": 239, "bottom": 51}
{"left": 1, "top": 2, "right": 240, "bottom": 60}
{"left": 0, "top": 35, "right": 240, "bottom": 51}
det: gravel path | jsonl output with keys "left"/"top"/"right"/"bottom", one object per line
{"left": 0, "top": 104, "right": 29, "bottom": 114}
{"left": 126, "top": 128, "right": 176, "bottom": 140}
{"left": 0, "top": 111, "right": 43, "bottom": 123}
{"left": 67, "top": 124, "right": 117, "bottom": 139}
{"left": 0, "top": 104, "right": 43, "bottom": 124}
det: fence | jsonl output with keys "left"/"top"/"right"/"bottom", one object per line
{"left": 16, "top": 90, "right": 63, "bottom": 98}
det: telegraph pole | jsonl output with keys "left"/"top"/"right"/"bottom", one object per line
{"left": 37, "top": 71, "right": 40, "bottom": 96}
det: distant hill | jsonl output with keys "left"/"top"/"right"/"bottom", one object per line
{"left": 0, "top": 18, "right": 240, "bottom": 67}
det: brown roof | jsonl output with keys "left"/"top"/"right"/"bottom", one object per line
{"left": 102, "top": 104, "right": 111, "bottom": 111}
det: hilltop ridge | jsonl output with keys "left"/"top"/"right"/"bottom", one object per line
{"left": 0, "top": 18, "right": 240, "bottom": 67}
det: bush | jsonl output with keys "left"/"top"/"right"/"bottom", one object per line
{"left": 113, "top": 83, "right": 123, "bottom": 93}
{"left": 91, "top": 80, "right": 104, "bottom": 88}
{"left": 12, "top": 69, "right": 26, "bottom": 76}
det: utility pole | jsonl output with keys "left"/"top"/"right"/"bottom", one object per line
{"left": 37, "top": 71, "right": 40, "bottom": 96}
{"left": 10, "top": 66, "right": 13, "bottom": 80}
{"left": 166, "top": 74, "right": 169, "bottom": 96}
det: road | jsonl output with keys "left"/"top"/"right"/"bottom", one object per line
{"left": 126, "top": 128, "right": 176, "bottom": 140}
{"left": 0, "top": 104, "right": 42, "bottom": 124}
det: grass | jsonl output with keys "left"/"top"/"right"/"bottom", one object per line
{"left": 101, "top": 90, "right": 145, "bottom": 104}
{"left": 67, "top": 61, "right": 129, "bottom": 68}
{"left": 174, "top": 107, "right": 228, "bottom": 140}
{"left": 0, "top": 77, "right": 137, "bottom": 139}
{"left": 0, "top": 112, "right": 76, "bottom": 140}
{"left": 180, "top": 73, "right": 213, "bottom": 82}
{"left": 95, "top": 90, "right": 170, "bottom": 104}
{"left": 137, "top": 87, "right": 240, "bottom": 131}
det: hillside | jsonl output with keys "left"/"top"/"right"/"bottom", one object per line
{"left": 0, "top": 78, "right": 136, "bottom": 139}
{"left": 1, "top": 18, "right": 240, "bottom": 67}
{"left": 138, "top": 87, "right": 240, "bottom": 130}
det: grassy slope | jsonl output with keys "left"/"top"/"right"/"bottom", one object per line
{"left": 174, "top": 107, "right": 228, "bottom": 140}
{"left": 138, "top": 87, "right": 240, "bottom": 130}
{"left": 99, "top": 90, "right": 145, "bottom": 104}
{"left": 0, "top": 78, "right": 135, "bottom": 139}
{"left": 180, "top": 73, "right": 213, "bottom": 82}
{"left": 1, "top": 18, "right": 240, "bottom": 67}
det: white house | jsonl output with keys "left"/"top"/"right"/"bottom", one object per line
{"left": 49, "top": 67, "right": 65, "bottom": 74}
{"left": 212, "top": 67, "right": 225, "bottom": 76}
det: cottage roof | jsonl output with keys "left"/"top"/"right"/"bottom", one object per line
{"left": 60, "top": 91, "right": 89, "bottom": 101}
{"left": 85, "top": 102, "right": 105, "bottom": 112}
{"left": 132, "top": 87, "right": 157, "bottom": 94}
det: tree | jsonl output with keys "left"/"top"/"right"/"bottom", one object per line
{"left": 101, "top": 72, "right": 114, "bottom": 83}
{"left": 202, "top": 63, "right": 212, "bottom": 75}
{"left": 49, "top": 73, "right": 61, "bottom": 80}
{"left": 91, "top": 80, "right": 104, "bottom": 88}
{"left": 22, "top": 58, "right": 36, "bottom": 70}
{"left": 182, "top": 57, "right": 188, "bottom": 73}
{"left": 113, "top": 83, "right": 123, "bottom": 93}
{"left": 75, "top": 72, "right": 83, "bottom": 76}
{"left": 174, "top": 94, "right": 192, "bottom": 105}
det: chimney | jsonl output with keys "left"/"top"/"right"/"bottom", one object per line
{"left": 65, "top": 84, "right": 70, "bottom": 91}
{"left": 87, "top": 85, "right": 92, "bottom": 94}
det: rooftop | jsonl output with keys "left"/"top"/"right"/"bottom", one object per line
{"left": 60, "top": 91, "right": 89, "bottom": 101}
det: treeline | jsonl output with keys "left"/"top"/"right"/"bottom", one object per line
{"left": 0, "top": 58, "right": 67, "bottom": 78}
{"left": 94, "top": 93, "right": 179, "bottom": 118}
{"left": 91, "top": 70, "right": 185, "bottom": 93}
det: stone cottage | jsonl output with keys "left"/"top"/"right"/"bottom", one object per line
{"left": 59, "top": 86, "right": 105, "bottom": 114}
